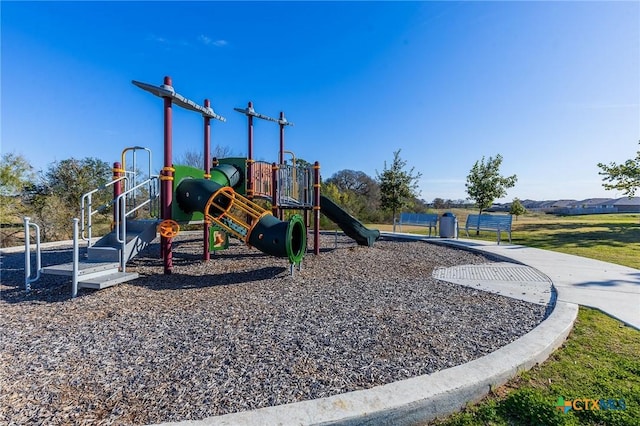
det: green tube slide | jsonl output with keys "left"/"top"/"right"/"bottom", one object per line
{"left": 175, "top": 165, "right": 306, "bottom": 264}
{"left": 320, "top": 195, "right": 380, "bottom": 247}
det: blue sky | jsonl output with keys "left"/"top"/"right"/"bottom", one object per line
{"left": 2, "top": 1, "right": 639, "bottom": 203}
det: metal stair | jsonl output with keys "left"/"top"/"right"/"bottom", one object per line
{"left": 40, "top": 219, "right": 157, "bottom": 290}
{"left": 42, "top": 261, "right": 138, "bottom": 290}
{"left": 24, "top": 147, "right": 161, "bottom": 297}
{"left": 87, "top": 219, "right": 158, "bottom": 262}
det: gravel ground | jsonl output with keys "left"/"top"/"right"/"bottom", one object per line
{"left": 1, "top": 233, "right": 547, "bottom": 425}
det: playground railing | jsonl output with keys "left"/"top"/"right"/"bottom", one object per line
{"left": 252, "top": 161, "right": 274, "bottom": 199}
{"left": 81, "top": 176, "right": 128, "bottom": 246}
{"left": 121, "top": 146, "right": 153, "bottom": 203}
{"left": 72, "top": 218, "right": 80, "bottom": 298}
{"left": 277, "top": 165, "right": 313, "bottom": 207}
{"left": 23, "top": 216, "right": 83, "bottom": 298}
{"left": 23, "top": 217, "right": 42, "bottom": 293}
{"left": 114, "top": 176, "right": 160, "bottom": 272}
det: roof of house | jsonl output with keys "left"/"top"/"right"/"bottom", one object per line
{"left": 612, "top": 196, "right": 640, "bottom": 206}
{"left": 568, "top": 198, "right": 615, "bottom": 207}
{"left": 549, "top": 200, "right": 577, "bottom": 208}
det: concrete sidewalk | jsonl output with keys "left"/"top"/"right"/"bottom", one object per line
{"left": 428, "top": 236, "right": 640, "bottom": 330}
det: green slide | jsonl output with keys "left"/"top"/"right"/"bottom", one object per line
{"left": 174, "top": 165, "right": 306, "bottom": 264}
{"left": 320, "top": 195, "right": 380, "bottom": 247}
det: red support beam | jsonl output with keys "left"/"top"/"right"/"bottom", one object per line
{"left": 279, "top": 112, "right": 285, "bottom": 166}
{"left": 246, "top": 102, "right": 254, "bottom": 200}
{"left": 271, "top": 162, "right": 279, "bottom": 217}
{"left": 203, "top": 99, "right": 211, "bottom": 261}
{"left": 161, "top": 76, "right": 173, "bottom": 274}
{"left": 112, "top": 162, "right": 123, "bottom": 228}
{"left": 313, "top": 161, "right": 321, "bottom": 255}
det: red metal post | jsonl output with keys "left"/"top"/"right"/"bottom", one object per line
{"left": 278, "top": 112, "right": 286, "bottom": 220}
{"left": 304, "top": 168, "right": 310, "bottom": 225}
{"left": 313, "top": 161, "right": 321, "bottom": 255}
{"left": 203, "top": 99, "right": 211, "bottom": 261}
{"left": 161, "top": 76, "right": 173, "bottom": 274}
{"left": 246, "top": 101, "right": 254, "bottom": 200}
{"left": 279, "top": 112, "right": 285, "bottom": 166}
{"left": 271, "top": 162, "right": 278, "bottom": 217}
{"left": 112, "top": 162, "right": 123, "bottom": 227}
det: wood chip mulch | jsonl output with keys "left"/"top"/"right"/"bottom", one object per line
{"left": 1, "top": 233, "right": 547, "bottom": 425}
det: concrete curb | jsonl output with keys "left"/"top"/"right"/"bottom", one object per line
{"left": 157, "top": 301, "right": 577, "bottom": 426}
{"left": 1, "top": 239, "right": 96, "bottom": 255}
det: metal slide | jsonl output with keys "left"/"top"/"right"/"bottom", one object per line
{"left": 319, "top": 195, "right": 380, "bottom": 247}
{"left": 175, "top": 165, "right": 306, "bottom": 265}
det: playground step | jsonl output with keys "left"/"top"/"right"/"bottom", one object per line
{"left": 78, "top": 271, "right": 139, "bottom": 290}
{"left": 87, "top": 246, "right": 120, "bottom": 262}
{"left": 87, "top": 220, "right": 158, "bottom": 263}
{"left": 42, "top": 261, "right": 120, "bottom": 279}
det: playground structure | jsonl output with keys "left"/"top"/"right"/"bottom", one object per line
{"left": 24, "top": 76, "right": 380, "bottom": 297}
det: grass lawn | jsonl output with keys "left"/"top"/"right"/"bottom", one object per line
{"left": 367, "top": 212, "right": 640, "bottom": 425}
{"left": 427, "top": 307, "right": 640, "bottom": 426}
{"left": 369, "top": 212, "right": 640, "bottom": 269}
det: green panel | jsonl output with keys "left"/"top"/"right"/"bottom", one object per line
{"left": 172, "top": 164, "right": 206, "bottom": 223}
{"left": 209, "top": 226, "right": 229, "bottom": 251}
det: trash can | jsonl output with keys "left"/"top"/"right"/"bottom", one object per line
{"left": 439, "top": 212, "right": 458, "bottom": 238}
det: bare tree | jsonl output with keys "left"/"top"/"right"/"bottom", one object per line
{"left": 176, "top": 145, "right": 235, "bottom": 168}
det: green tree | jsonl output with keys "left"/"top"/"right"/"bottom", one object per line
{"left": 325, "top": 169, "right": 381, "bottom": 222}
{"left": 43, "top": 157, "right": 112, "bottom": 210}
{"left": 326, "top": 170, "right": 378, "bottom": 196}
{"left": 376, "top": 150, "right": 422, "bottom": 227}
{"left": 510, "top": 198, "right": 527, "bottom": 220}
{"left": 466, "top": 154, "right": 517, "bottom": 216}
{"left": 293, "top": 158, "right": 312, "bottom": 169}
{"left": 319, "top": 182, "right": 345, "bottom": 229}
{"left": 24, "top": 157, "right": 112, "bottom": 241}
{"left": 598, "top": 142, "right": 640, "bottom": 196}
{"left": 0, "top": 152, "right": 34, "bottom": 197}
{"left": 432, "top": 198, "right": 446, "bottom": 209}
{"left": 0, "top": 153, "right": 35, "bottom": 246}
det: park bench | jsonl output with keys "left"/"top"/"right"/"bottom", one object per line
{"left": 397, "top": 212, "right": 439, "bottom": 237}
{"left": 464, "top": 213, "right": 512, "bottom": 244}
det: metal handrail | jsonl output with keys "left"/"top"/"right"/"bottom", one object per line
{"left": 80, "top": 176, "right": 128, "bottom": 245}
{"left": 277, "top": 164, "right": 313, "bottom": 207}
{"left": 23, "top": 217, "right": 41, "bottom": 292}
{"left": 114, "top": 176, "right": 160, "bottom": 272}
{"left": 122, "top": 146, "right": 153, "bottom": 206}
{"left": 121, "top": 146, "right": 152, "bottom": 179}
{"left": 72, "top": 218, "right": 79, "bottom": 298}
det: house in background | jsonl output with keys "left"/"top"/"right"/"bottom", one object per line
{"left": 612, "top": 197, "right": 640, "bottom": 213}
{"left": 498, "top": 197, "right": 640, "bottom": 215}
{"left": 553, "top": 198, "right": 617, "bottom": 215}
